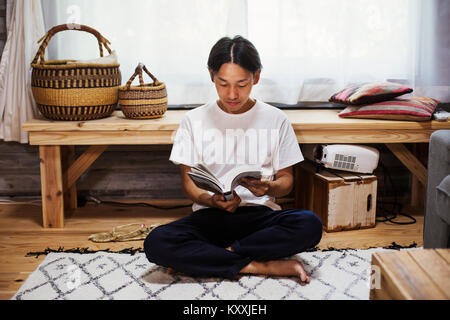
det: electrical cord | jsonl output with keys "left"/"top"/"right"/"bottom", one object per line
{"left": 376, "top": 160, "right": 416, "bottom": 225}
{"left": 85, "top": 195, "right": 192, "bottom": 210}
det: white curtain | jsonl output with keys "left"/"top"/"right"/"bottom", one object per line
{"left": 41, "top": 0, "right": 249, "bottom": 105}
{"left": 413, "top": 0, "right": 450, "bottom": 101}
{"left": 1, "top": 0, "right": 448, "bottom": 144}
{"left": 0, "top": 0, "right": 45, "bottom": 143}
{"left": 40, "top": 0, "right": 449, "bottom": 105}
{"left": 250, "top": 0, "right": 420, "bottom": 103}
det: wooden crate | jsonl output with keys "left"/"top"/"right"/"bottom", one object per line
{"left": 295, "top": 161, "right": 377, "bottom": 232}
{"left": 370, "top": 249, "right": 450, "bottom": 300}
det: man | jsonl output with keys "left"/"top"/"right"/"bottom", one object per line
{"left": 144, "top": 36, "right": 322, "bottom": 283}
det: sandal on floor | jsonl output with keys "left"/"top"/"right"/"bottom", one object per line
{"left": 88, "top": 223, "right": 160, "bottom": 242}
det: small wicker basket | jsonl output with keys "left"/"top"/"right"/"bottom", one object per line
{"left": 31, "top": 24, "right": 121, "bottom": 121}
{"left": 118, "top": 63, "right": 168, "bottom": 119}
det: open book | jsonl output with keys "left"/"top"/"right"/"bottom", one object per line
{"left": 187, "top": 163, "right": 262, "bottom": 201}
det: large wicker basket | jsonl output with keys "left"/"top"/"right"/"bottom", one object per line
{"left": 31, "top": 24, "right": 121, "bottom": 121}
{"left": 118, "top": 63, "right": 168, "bottom": 119}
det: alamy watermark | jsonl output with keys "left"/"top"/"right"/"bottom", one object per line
{"left": 66, "top": 5, "right": 81, "bottom": 29}
{"left": 171, "top": 120, "right": 282, "bottom": 171}
{"left": 369, "top": 265, "right": 381, "bottom": 290}
{"left": 66, "top": 265, "right": 81, "bottom": 290}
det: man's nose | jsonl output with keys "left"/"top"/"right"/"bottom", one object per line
{"left": 227, "top": 87, "right": 238, "bottom": 100}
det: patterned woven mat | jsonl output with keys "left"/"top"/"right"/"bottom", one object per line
{"left": 13, "top": 246, "right": 420, "bottom": 300}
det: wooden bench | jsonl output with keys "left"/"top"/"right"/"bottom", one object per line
{"left": 22, "top": 109, "right": 450, "bottom": 228}
{"left": 370, "top": 249, "right": 450, "bottom": 299}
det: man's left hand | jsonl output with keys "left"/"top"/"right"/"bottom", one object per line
{"left": 239, "top": 177, "right": 271, "bottom": 197}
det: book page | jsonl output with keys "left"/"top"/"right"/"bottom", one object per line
{"left": 197, "top": 162, "right": 216, "bottom": 178}
{"left": 187, "top": 172, "right": 224, "bottom": 194}
{"left": 191, "top": 166, "right": 222, "bottom": 188}
{"left": 230, "top": 170, "right": 262, "bottom": 191}
{"left": 222, "top": 165, "right": 262, "bottom": 192}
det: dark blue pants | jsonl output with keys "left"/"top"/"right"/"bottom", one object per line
{"left": 144, "top": 205, "right": 322, "bottom": 279}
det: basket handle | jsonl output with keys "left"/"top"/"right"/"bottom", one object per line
{"left": 32, "top": 24, "right": 113, "bottom": 65}
{"left": 125, "top": 63, "right": 161, "bottom": 89}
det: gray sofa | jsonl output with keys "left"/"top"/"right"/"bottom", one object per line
{"left": 424, "top": 130, "right": 450, "bottom": 248}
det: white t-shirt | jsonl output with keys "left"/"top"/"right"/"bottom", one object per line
{"left": 169, "top": 100, "right": 304, "bottom": 212}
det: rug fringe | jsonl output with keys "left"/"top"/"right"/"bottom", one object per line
{"left": 25, "top": 247, "right": 145, "bottom": 258}
{"left": 306, "top": 241, "right": 418, "bottom": 252}
{"left": 25, "top": 241, "right": 417, "bottom": 258}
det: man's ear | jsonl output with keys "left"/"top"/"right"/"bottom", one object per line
{"left": 253, "top": 70, "right": 261, "bottom": 85}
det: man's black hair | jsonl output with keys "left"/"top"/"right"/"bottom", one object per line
{"left": 207, "top": 36, "right": 262, "bottom": 75}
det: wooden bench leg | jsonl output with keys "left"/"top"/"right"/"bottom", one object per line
{"left": 410, "top": 143, "right": 428, "bottom": 208}
{"left": 39, "top": 145, "right": 64, "bottom": 228}
{"left": 62, "top": 146, "right": 77, "bottom": 215}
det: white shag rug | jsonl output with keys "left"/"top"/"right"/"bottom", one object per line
{"left": 12, "top": 247, "right": 419, "bottom": 300}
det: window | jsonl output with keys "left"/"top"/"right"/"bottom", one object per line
{"left": 41, "top": 0, "right": 447, "bottom": 106}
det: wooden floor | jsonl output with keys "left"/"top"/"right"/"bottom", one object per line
{"left": 0, "top": 200, "right": 424, "bottom": 300}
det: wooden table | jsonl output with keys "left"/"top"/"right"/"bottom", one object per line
{"left": 370, "top": 249, "right": 450, "bottom": 299}
{"left": 22, "top": 110, "right": 450, "bottom": 228}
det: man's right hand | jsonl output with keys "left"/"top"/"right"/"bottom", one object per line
{"left": 210, "top": 191, "right": 241, "bottom": 213}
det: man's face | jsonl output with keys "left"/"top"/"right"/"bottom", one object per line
{"left": 210, "top": 63, "right": 260, "bottom": 114}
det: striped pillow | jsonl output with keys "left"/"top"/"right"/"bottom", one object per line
{"left": 338, "top": 97, "right": 440, "bottom": 121}
{"left": 330, "top": 82, "right": 413, "bottom": 105}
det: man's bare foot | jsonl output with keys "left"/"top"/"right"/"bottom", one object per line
{"left": 240, "top": 259, "right": 311, "bottom": 284}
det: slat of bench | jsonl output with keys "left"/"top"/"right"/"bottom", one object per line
{"left": 29, "top": 131, "right": 175, "bottom": 145}
{"left": 408, "top": 250, "right": 450, "bottom": 298}
{"left": 28, "top": 129, "right": 438, "bottom": 146}
{"left": 22, "top": 110, "right": 450, "bottom": 132}
{"left": 371, "top": 250, "right": 448, "bottom": 300}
